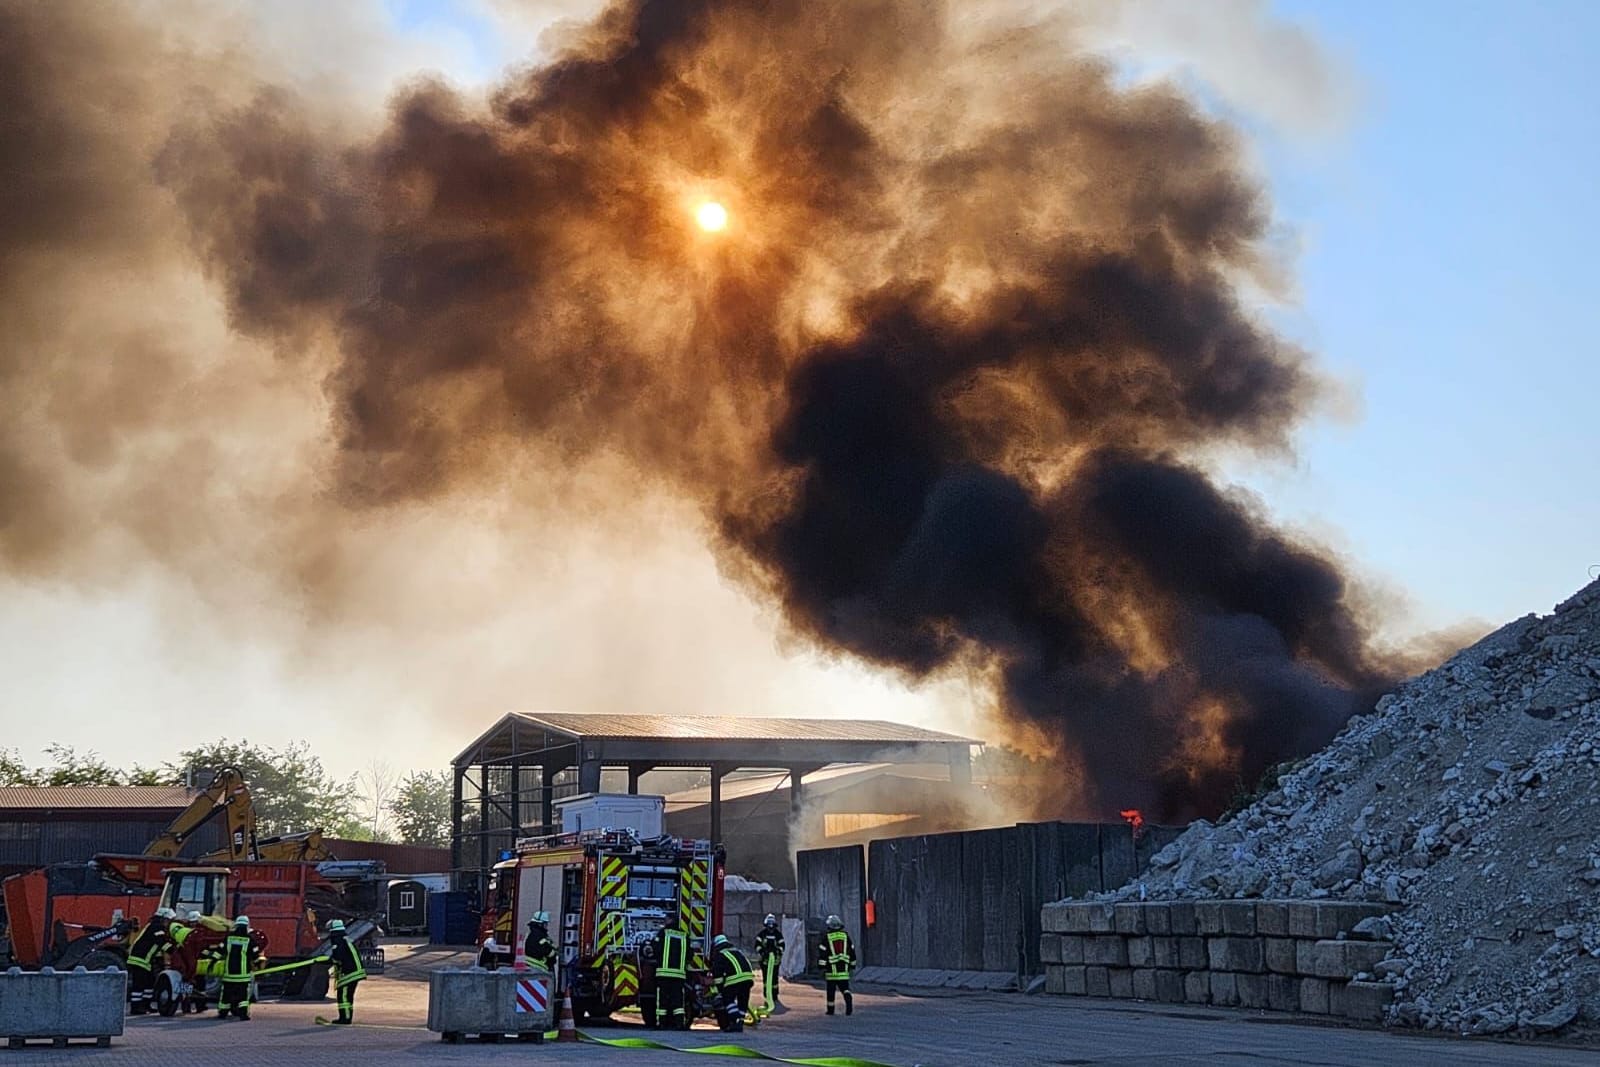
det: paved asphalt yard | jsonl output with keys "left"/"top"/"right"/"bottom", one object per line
{"left": 10, "top": 944, "right": 1594, "bottom": 1066}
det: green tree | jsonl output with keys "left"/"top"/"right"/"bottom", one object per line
{"left": 388, "top": 770, "right": 452, "bottom": 848}
{"left": 37, "top": 744, "right": 128, "bottom": 786}
{"left": 169, "top": 740, "right": 357, "bottom": 837}
{"left": 0, "top": 748, "right": 37, "bottom": 786}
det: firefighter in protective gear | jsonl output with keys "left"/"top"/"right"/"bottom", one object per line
{"left": 525, "top": 911, "right": 558, "bottom": 972}
{"left": 753, "top": 913, "right": 784, "bottom": 1017}
{"left": 637, "top": 933, "right": 661, "bottom": 1029}
{"left": 217, "top": 915, "right": 255, "bottom": 1020}
{"left": 820, "top": 916, "right": 857, "bottom": 1016}
{"left": 125, "top": 909, "right": 175, "bottom": 1015}
{"left": 709, "top": 933, "right": 755, "bottom": 1031}
{"left": 652, "top": 915, "right": 690, "bottom": 1031}
{"left": 166, "top": 912, "right": 195, "bottom": 952}
{"left": 327, "top": 920, "right": 367, "bottom": 1025}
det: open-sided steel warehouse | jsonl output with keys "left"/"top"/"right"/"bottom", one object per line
{"left": 450, "top": 712, "right": 977, "bottom": 893}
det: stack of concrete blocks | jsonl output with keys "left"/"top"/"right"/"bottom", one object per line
{"left": 1, "top": 966, "right": 127, "bottom": 1048}
{"left": 720, "top": 888, "right": 799, "bottom": 947}
{"left": 1039, "top": 900, "right": 1397, "bottom": 1022}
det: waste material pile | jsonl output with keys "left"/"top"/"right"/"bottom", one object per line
{"left": 1101, "top": 578, "right": 1600, "bottom": 1035}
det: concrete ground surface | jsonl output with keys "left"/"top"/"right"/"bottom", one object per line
{"left": 7, "top": 943, "right": 1593, "bottom": 1066}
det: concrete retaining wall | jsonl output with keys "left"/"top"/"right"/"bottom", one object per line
{"left": 426, "top": 968, "right": 555, "bottom": 1040}
{"left": 1, "top": 966, "right": 126, "bottom": 1045}
{"left": 1040, "top": 900, "right": 1397, "bottom": 1022}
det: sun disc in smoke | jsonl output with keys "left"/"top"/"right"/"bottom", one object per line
{"left": 695, "top": 201, "right": 729, "bottom": 233}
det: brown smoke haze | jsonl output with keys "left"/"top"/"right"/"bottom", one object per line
{"left": 2, "top": 0, "right": 1437, "bottom": 817}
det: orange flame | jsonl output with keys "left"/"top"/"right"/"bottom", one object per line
{"left": 1119, "top": 808, "right": 1145, "bottom": 839}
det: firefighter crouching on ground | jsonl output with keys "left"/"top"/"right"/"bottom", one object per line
{"left": 525, "top": 911, "right": 558, "bottom": 971}
{"left": 754, "top": 912, "right": 784, "bottom": 1017}
{"left": 820, "top": 915, "right": 857, "bottom": 1016}
{"left": 125, "top": 908, "right": 176, "bottom": 1014}
{"left": 217, "top": 915, "right": 257, "bottom": 1021}
{"left": 327, "top": 920, "right": 367, "bottom": 1025}
{"left": 652, "top": 915, "right": 690, "bottom": 1031}
{"left": 710, "top": 934, "right": 755, "bottom": 1031}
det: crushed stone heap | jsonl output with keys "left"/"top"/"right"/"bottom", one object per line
{"left": 1103, "top": 577, "right": 1600, "bottom": 1035}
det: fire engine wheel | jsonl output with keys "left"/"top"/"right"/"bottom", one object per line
{"left": 153, "top": 975, "right": 179, "bottom": 1017}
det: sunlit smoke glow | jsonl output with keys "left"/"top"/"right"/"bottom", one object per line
{"left": 695, "top": 201, "right": 729, "bottom": 232}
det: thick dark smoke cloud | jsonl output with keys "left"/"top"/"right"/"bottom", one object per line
{"left": 3, "top": 0, "right": 1401, "bottom": 818}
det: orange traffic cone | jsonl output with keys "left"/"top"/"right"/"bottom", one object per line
{"left": 558, "top": 989, "right": 578, "bottom": 1042}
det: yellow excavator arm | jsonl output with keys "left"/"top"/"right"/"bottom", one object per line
{"left": 143, "top": 766, "right": 257, "bottom": 860}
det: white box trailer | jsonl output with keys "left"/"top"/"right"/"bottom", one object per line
{"left": 554, "top": 793, "right": 665, "bottom": 837}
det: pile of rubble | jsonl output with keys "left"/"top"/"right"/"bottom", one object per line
{"left": 1106, "top": 578, "right": 1600, "bottom": 1036}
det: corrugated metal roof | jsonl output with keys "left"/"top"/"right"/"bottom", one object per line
{"left": 0, "top": 785, "right": 194, "bottom": 811}
{"left": 508, "top": 712, "right": 975, "bottom": 744}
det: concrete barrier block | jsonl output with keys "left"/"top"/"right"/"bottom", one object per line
{"left": 1266, "top": 974, "right": 1300, "bottom": 1013}
{"left": 1288, "top": 902, "right": 1321, "bottom": 940}
{"left": 1310, "top": 941, "right": 1348, "bottom": 980}
{"left": 1317, "top": 903, "right": 1387, "bottom": 941}
{"left": 1061, "top": 905, "right": 1095, "bottom": 934}
{"left": 1207, "top": 937, "right": 1265, "bottom": 973}
{"left": 1144, "top": 902, "right": 1173, "bottom": 935}
{"left": 0, "top": 966, "right": 126, "bottom": 1044}
{"left": 1209, "top": 971, "right": 1239, "bottom": 1007}
{"left": 1113, "top": 904, "right": 1148, "bottom": 935}
{"left": 1132, "top": 968, "right": 1158, "bottom": 1001}
{"left": 1341, "top": 941, "right": 1392, "bottom": 976}
{"left": 1183, "top": 970, "right": 1211, "bottom": 1005}
{"left": 1059, "top": 935, "right": 1086, "bottom": 965}
{"left": 1044, "top": 965, "right": 1066, "bottom": 995}
{"left": 1264, "top": 937, "right": 1298, "bottom": 974}
{"left": 1177, "top": 937, "right": 1208, "bottom": 970}
{"left": 1334, "top": 980, "right": 1394, "bottom": 1022}
{"left": 1108, "top": 968, "right": 1134, "bottom": 999}
{"left": 1236, "top": 973, "right": 1270, "bottom": 1009}
{"left": 1150, "top": 936, "right": 1179, "bottom": 969}
{"left": 1058, "top": 966, "right": 1087, "bottom": 996}
{"left": 1085, "top": 966, "right": 1111, "bottom": 997}
{"left": 1220, "top": 902, "right": 1257, "bottom": 936}
{"left": 1256, "top": 901, "right": 1290, "bottom": 937}
{"left": 1299, "top": 977, "right": 1331, "bottom": 1014}
{"left": 1295, "top": 939, "right": 1318, "bottom": 976}
{"left": 1041, "top": 935, "right": 1063, "bottom": 964}
{"left": 427, "top": 968, "right": 555, "bottom": 1039}
{"left": 1126, "top": 936, "right": 1155, "bottom": 968}
{"left": 1041, "top": 904, "right": 1072, "bottom": 934}
{"left": 1168, "top": 902, "right": 1197, "bottom": 935}
{"left": 1085, "top": 936, "right": 1128, "bottom": 967}
{"left": 1086, "top": 904, "right": 1116, "bottom": 933}
{"left": 1154, "top": 970, "right": 1185, "bottom": 1004}
{"left": 1194, "top": 901, "right": 1224, "bottom": 935}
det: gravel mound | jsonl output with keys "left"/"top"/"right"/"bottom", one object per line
{"left": 1107, "top": 578, "right": 1600, "bottom": 1035}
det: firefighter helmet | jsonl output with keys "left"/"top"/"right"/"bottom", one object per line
{"left": 186, "top": 911, "right": 202, "bottom": 922}
{"left": 328, "top": 919, "right": 346, "bottom": 934}
{"left": 826, "top": 915, "right": 843, "bottom": 930}
{"left": 713, "top": 933, "right": 730, "bottom": 947}
{"left": 530, "top": 911, "right": 551, "bottom": 925}
{"left": 764, "top": 913, "right": 777, "bottom": 926}
{"left": 234, "top": 915, "right": 250, "bottom": 927}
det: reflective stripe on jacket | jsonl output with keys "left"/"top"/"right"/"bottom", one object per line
{"left": 657, "top": 929, "right": 688, "bottom": 979}
{"left": 223, "top": 933, "right": 253, "bottom": 981}
{"left": 823, "top": 930, "right": 854, "bottom": 980}
{"left": 331, "top": 938, "right": 367, "bottom": 987}
{"left": 714, "top": 946, "right": 754, "bottom": 990}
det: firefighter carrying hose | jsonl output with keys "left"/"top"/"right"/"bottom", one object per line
{"left": 652, "top": 915, "right": 690, "bottom": 1031}
{"left": 327, "top": 920, "right": 367, "bottom": 1025}
{"left": 525, "top": 911, "right": 558, "bottom": 972}
{"left": 753, "top": 912, "right": 784, "bottom": 1017}
{"left": 820, "top": 915, "right": 857, "bottom": 1017}
{"left": 217, "top": 915, "right": 256, "bottom": 1021}
{"left": 710, "top": 933, "right": 755, "bottom": 1031}
{"left": 125, "top": 908, "right": 176, "bottom": 1015}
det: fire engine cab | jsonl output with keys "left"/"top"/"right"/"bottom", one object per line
{"left": 476, "top": 794, "right": 726, "bottom": 1022}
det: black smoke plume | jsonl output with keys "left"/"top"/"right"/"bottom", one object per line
{"left": 2, "top": 0, "right": 1400, "bottom": 818}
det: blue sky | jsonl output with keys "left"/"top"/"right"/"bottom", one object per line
{"left": 1256, "top": 0, "right": 1600, "bottom": 629}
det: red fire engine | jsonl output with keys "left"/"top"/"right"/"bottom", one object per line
{"left": 478, "top": 826, "right": 725, "bottom": 1022}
